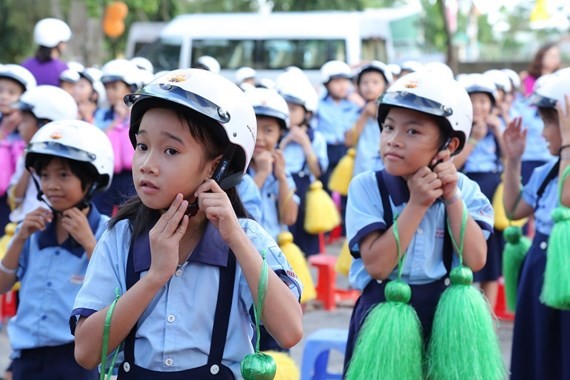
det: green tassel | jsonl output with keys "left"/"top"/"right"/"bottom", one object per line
{"left": 502, "top": 226, "right": 531, "bottom": 312}
{"left": 345, "top": 280, "right": 423, "bottom": 380}
{"left": 541, "top": 207, "right": 570, "bottom": 309}
{"left": 427, "top": 266, "right": 506, "bottom": 380}
{"left": 241, "top": 352, "right": 277, "bottom": 380}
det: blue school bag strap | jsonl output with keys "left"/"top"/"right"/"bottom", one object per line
{"left": 375, "top": 170, "right": 452, "bottom": 274}
{"left": 123, "top": 232, "right": 237, "bottom": 372}
{"left": 535, "top": 158, "right": 560, "bottom": 209}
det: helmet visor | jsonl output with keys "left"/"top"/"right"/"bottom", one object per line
{"left": 125, "top": 83, "right": 231, "bottom": 124}
{"left": 378, "top": 91, "right": 454, "bottom": 119}
{"left": 529, "top": 93, "right": 557, "bottom": 109}
{"left": 26, "top": 141, "right": 96, "bottom": 167}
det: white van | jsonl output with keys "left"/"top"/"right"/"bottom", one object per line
{"left": 126, "top": 6, "right": 421, "bottom": 83}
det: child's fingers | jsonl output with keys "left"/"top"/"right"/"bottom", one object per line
{"left": 157, "top": 194, "right": 186, "bottom": 234}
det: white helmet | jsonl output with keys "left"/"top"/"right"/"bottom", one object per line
{"left": 195, "top": 56, "right": 220, "bottom": 74}
{"left": 236, "top": 66, "right": 257, "bottom": 83}
{"left": 377, "top": 70, "right": 473, "bottom": 153}
{"left": 399, "top": 60, "right": 423, "bottom": 73}
{"left": 12, "top": 85, "right": 78, "bottom": 122}
{"left": 245, "top": 87, "right": 289, "bottom": 130}
{"left": 529, "top": 67, "right": 570, "bottom": 113}
{"left": 501, "top": 68, "right": 521, "bottom": 91}
{"left": 79, "top": 68, "right": 107, "bottom": 108}
{"left": 387, "top": 63, "right": 402, "bottom": 77}
{"left": 33, "top": 18, "right": 71, "bottom": 48}
{"left": 276, "top": 69, "right": 318, "bottom": 113}
{"left": 462, "top": 73, "right": 497, "bottom": 106}
{"left": 354, "top": 61, "right": 393, "bottom": 85}
{"left": 100, "top": 59, "right": 140, "bottom": 89}
{"left": 59, "top": 69, "right": 80, "bottom": 83}
{"left": 25, "top": 120, "right": 114, "bottom": 191}
{"left": 320, "top": 60, "right": 352, "bottom": 84}
{"left": 0, "top": 64, "right": 37, "bottom": 92}
{"left": 124, "top": 69, "right": 256, "bottom": 189}
{"left": 422, "top": 61, "right": 454, "bottom": 79}
{"left": 484, "top": 69, "right": 512, "bottom": 94}
{"left": 130, "top": 57, "right": 154, "bottom": 74}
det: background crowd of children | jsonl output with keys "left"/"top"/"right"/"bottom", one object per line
{"left": 0, "top": 15, "right": 568, "bottom": 380}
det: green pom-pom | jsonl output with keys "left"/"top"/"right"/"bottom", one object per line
{"left": 346, "top": 280, "right": 423, "bottom": 380}
{"left": 241, "top": 352, "right": 276, "bottom": 380}
{"left": 449, "top": 266, "right": 473, "bottom": 286}
{"left": 427, "top": 266, "right": 506, "bottom": 380}
{"left": 541, "top": 207, "right": 570, "bottom": 309}
{"left": 502, "top": 226, "right": 531, "bottom": 311}
{"left": 384, "top": 280, "right": 411, "bottom": 303}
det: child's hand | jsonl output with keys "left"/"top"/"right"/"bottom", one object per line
{"left": 196, "top": 179, "right": 243, "bottom": 245}
{"left": 148, "top": 194, "right": 189, "bottom": 283}
{"left": 557, "top": 94, "right": 570, "bottom": 144}
{"left": 254, "top": 151, "right": 274, "bottom": 175}
{"left": 272, "top": 149, "right": 286, "bottom": 180}
{"left": 16, "top": 208, "right": 53, "bottom": 240}
{"left": 285, "top": 125, "right": 311, "bottom": 150}
{"left": 61, "top": 208, "right": 95, "bottom": 250}
{"left": 502, "top": 117, "right": 527, "bottom": 159}
{"left": 470, "top": 120, "right": 488, "bottom": 142}
{"left": 0, "top": 111, "right": 23, "bottom": 138}
{"left": 487, "top": 114, "right": 502, "bottom": 137}
{"left": 431, "top": 150, "right": 458, "bottom": 200}
{"left": 408, "top": 167, "right": 443, "bottom": 208}
{"left": 364, "top": 101, "right": 377, "bottom": 118}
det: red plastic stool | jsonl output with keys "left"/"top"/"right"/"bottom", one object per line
{"left": 494, "top": 278, "right": 515, "bottom": 321}
{"left": 309, "top": 255, "right": 337, "bottom": 311}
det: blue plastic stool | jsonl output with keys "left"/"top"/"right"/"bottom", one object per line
{"left": 301, "top": 328, "right": 348, "bottom": 380}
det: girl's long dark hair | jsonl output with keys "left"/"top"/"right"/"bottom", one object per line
{"left": 109, "top": 102, "right": 248, "bottom": 240}
{"left": 35, "top": 46, "right": 53, "bottom": 63}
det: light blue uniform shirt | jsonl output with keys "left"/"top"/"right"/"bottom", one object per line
{"left": 522, "top": 158, "right": 559, "bottom": 236}
{"left": 247, "top": 168, "right": 299, "bottom": 241}
{"left": 282, "top": 129, "right": 329, "bottom": 182}
{"left": 8, "top": 206, "right": 109, "bottom": 358}
{"left": 514, "top": 99, "right": 553, "bottom": 162}
{"left": 346, "top": 171, "right": 494, "bottom": 290}
{"left": 72, "top": 219, "right": 302, "bottom": 378}
{"left": 353, "top": 117, "right": 384, "bottom": 177}
{"left": 462, "top": 131, "right": 503, "bottom": 173}
{"left": 314, "top": 95, "right": 360, "bottom": 145}
{"left": 236, "top": 173, "right": 262, "bottom": 222}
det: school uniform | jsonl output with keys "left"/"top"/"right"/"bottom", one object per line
{"left": 8, "top": 205, "right": 108, "bottom": 380}
{"left": 283, "top": 128, "right": 328, "bottom": 255}
{"left": 462, "top": 131, "right": 504, "bottom": 282}
{"left": 511, "top": 158, "right": 570, "bottom": 380}
{"left": 246, "top": 167, "right": 299, "bottom": 242}
{"left": 314, "top": 94, "right": 359, "bottom": 189}
{"left": 71, "top": 218, "right": 302, "bottom": 379}
{"left": 343, "top": 170, "right": 493, "bottom": 373}
{"left": 236, "top": 173, "right": 262, "bottom": 222}
{"left": 352, "top": 116, "right": 384, "bottom": 177}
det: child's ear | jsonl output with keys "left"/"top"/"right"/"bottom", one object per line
{"left": 448, "top": 137, "right": 461, "bottom": 156}
{"left": 207, "top": 154, "right": 224, "bottom": 179}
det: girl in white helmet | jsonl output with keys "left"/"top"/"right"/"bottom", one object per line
{"left": 71, "top": 69, "right": 303, "bottom": 379}
{"left": 277, "top": 69, "right": 328, "bottom": 256}
{"left": 0, "top": 64, "right": 37, "bottom": 233}
{"left": 74, "top": 68, "right": 106, "bottom": 124}
{"left": 503, "top": 68, "right": 570, "bottom": 380}
{"left": 21, "top": 18, "right": 72, "bottom": 87}
{"left": 0, "top": 120, "right": 114, "bottom": 380}
{"left": 343, "top": 69, "right": 493, "bottom": 374}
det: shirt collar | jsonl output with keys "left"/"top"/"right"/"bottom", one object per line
{"left": 38, "top": 204, "right": 102, "bottom": 258}
{"left": 132, "top": 222, "right": 230, "bottom": 273}
{"left": 381, "top": 170, "right": 410, "bottom": 206}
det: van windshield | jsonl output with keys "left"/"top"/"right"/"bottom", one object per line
{"left": 136, "top": 38, "right": 182, "bottom": 72}
{"left": 191, "top": 39, "right": 346, "bottom": 70}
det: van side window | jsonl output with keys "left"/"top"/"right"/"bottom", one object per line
{"left": 262, "top": 39, "right": 346, "bottom": 70}
{"left": 137, "top": 39, "right": 181, "bottom": 71}
{"left": 361, "top": 38, "right": 388, "bottom": 63}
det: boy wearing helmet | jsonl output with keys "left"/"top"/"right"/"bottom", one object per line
{"left": 277, "top": 69, "right": 328, "bottom": 256}
{"left": 348, "top": 61, "right": 393, "bottom": 177}
{"left": 8, "top": 85, "right": 78, "bottom": 224}
{"left": 503, "top": 68, "right": 570, "bottom": 380}
{"left": 71, "top": 69, "right": 302, "bottom": 379}
{"left": 343, "top": 70, "right": 493, "bottom": 374}
{"left": 21, "top": 18, "right": 72, "bottom": 86}
{"left": 0, "top": 120, "right": 113, "bottom": 380}
{"left": 0, "top": 65, "right": 37, "bottom": 233}
{"left": 453, "top": 73, "right": 505, "bottom": 310}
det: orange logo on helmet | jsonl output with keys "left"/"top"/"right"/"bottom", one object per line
{"left": 168, "top": 73, "right": 187, "bottom": 83}
{"left": 50, "top": 131, "right": 63, "bottom": 139}
{"left": 404, "top": 80, "right": 419, "bottom": 89}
